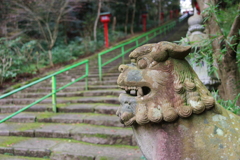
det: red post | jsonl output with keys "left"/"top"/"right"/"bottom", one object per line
{"left": 160, "top": 12, "right": 164, "bottom": 21}
{"left": 170, "top": 10, "right": 173, "bottom": 19}
{"left": 175, "top": 10, "right": 179, "bottom": 18}
{"left": 142, "top": 14, "right": 147, "bottom": 32}
{"left": 103, "top": 22, "right": 109, "bottom": 48}
{"left": 100, "top": 13, "right": 111, "bottom": 48}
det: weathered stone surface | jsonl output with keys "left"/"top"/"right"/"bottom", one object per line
{"left": 0, "top": 113, "right": 36, "bottom": 123}
{"left": 83, "top": 90, "right": 123, "bottom": 97}
{"left": 0, "top": 136, "right": 141, "bottom": 159}
{"left": 10, "top": 130, "right": 34, "bottom": 137}
{"left": 82, "top": 114, "right": 123, "bottom": 127}
{"left": 51, "top": 114, "right": 85, "bottom": 123}
{"left": 133, "top": 109, "right": 240, "bottom": 160}
{"left": 78, "top": 97, "right": 119, "bottom": 104}
{"left": 95, "top": 105, "right": 118, "bottom": 115}
{"left": 51, "top": 153, "right": 95, "bottom": 160}
{"left": 28, "top": 148, "right": 51, "bottom": 157}
{"left": 51, "top": 141, "right": 141, "bottom": 159}
{"left": 52, "top": 130, "right": 70, "bottom": 138}
{"left": 35, "top": 124, "right": 73, "bottom": 138}
{"left": 72, "top": 132, "right": 133, "bottom": 146}
{"left": 35, "top": 129, "right": 53, "bottom": 138}
{"left": 58, "top": 104, "right": 95, "bottom": 113}
{"left": 0, "top": 154, "right": 48, "bottom": 160}
{"left": 14, "top": 147, "right": 29, "bottom": 156}
{"left": 0, "top": 130, "right": 9, "bottom": 136}
{"left": 116, "top": 41, "right": 240, "bottom": 159}
{"left": 0, "top": 147, "right": 14, "bottom": 154}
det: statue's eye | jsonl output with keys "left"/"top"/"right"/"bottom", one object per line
{"left": 138, "top": 58, "right": 148, "bottom": 69}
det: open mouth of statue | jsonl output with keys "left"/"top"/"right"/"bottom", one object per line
{"left": 120, "top": 86, "right": 151, "bottom": 97}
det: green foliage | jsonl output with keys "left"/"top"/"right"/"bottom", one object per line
{"left": 183, "top": 37, "right": 218, "bottom": 78}
{"left": 212, "top": 91, "right": 240, "bottom": 115}
{"left": 187, "top": 3, "right": 240, "bottom": 75}
{"left": 52, "top": 45, "right": 74, "bottom": 64}
{"left": 0, "top": 38, "right": 17, "bottom": 86}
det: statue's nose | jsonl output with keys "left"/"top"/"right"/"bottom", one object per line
{"left": 118, "top": 64, "right": 128, "bottom": 73}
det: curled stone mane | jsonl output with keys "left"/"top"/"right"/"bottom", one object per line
{"left": 171, "top": 59, "right": 215, "bottom": 118}
{"left": 117, "top": 41, "right": 219, "bottom": 126}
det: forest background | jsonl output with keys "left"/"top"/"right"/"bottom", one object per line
{"left": 0, "top": 0, "right": 239, "bottom": 112}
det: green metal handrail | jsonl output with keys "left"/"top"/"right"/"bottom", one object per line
{"left": 98, "top": 20, "right": 177, "bottom": 81}
{"left": 0, "top": 59, "right": 89, "bottom": 123}
{"left": 0, "top": 15, "right": 187, "bottom": 123}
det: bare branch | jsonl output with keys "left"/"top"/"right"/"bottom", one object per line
{"left": 227, "top": 12, "right": 240, "bottom": 42}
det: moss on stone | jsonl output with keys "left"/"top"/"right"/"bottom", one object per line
{"left": 36, "top": 112, "right": 60, "bottom": 119}
{"left": 0, "top": 136, "right": 28, "bottom": 147}
{"left": 17, "top": 123, "right": 45, "bottom": 131}
{"left": 0, "top": 154, "right": 49, "bottom": 160}
{"left": 56, "top": 103, "right": 68, "bottom": 108}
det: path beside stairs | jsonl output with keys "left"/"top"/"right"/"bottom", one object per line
{"left": 0, "top": 20, "right": 189, "bottom": 160}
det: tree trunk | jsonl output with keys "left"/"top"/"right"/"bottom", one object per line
{"left": 112, "top": 16, "right": 116, "bottom": 33}
{"left": 197, "top": 0, "right": 240, "bottom": 105}
{"left": 158, "top": 0, "right": 161, "bottom": 26}
{"left": 93, "top": 0, "right": 101, "bottom": 42}
{"left": 48, "top": 49, "right": 53, "bottom": 67}
{"left": 130, "top": 0, "right": 136, "bottom": 35}
{"left": 0, "top": 21, "right": 7, "bottom": 37}
{"left": 124, "top": 3, "right": 129, "bottom": 34}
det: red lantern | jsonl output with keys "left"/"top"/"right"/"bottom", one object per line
{"left": 142, "top": 14, "right": 147, "bottom": 32}
{"left": 100, "top": 13, "right": 111, "bottom": 48}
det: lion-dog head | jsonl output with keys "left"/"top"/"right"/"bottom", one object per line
{"left": 116, "top": 41, "right": 217, "bottom": 126}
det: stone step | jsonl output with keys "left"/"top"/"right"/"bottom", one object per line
{"left": 19, "top": 85, "right": 119, "bottom": 93}
{"left": 58, "top": 103, "right": 118, "bottom": 115}
{"left": 55, "top": 76, "right": 118, "bottom": 83}
{"left": 0, "top": 155, "right": 49, "bottom": 160}
{"left": 6, "top": 89, "right": 122, "bottom": 99}
{"left": 0, "top": 105, "right": 52, "bottom": 113}
{"left": 0, "top": 96, "right": 119, "bottom": 105}
{"left": 59, "top": 70, "right": 118, "bottom": 78}
{"left": 7, "top": 92, "right": 83, "bottom": 98}
{"left": 0, "top": 123, "right": 135, "bottom": 146}
{"left": 83, "top": 90, "right": 123, "bottom": 97}
{"left": 55, "top": 73, "right": 119, "bottom": 80}
{"left": 0, "top": 136, "right": 141, "bottom": 159}
{"left": 0, "top": 112, "right": 123, "bottom": 127}
{"left": 28, "top": 76, "right": 118, "bottom": 88}
{"left": 0, "top": 103, "right": 119, "bottom": 114}
{"left": 35, "top": 79, "right": 118, "bottom": 86}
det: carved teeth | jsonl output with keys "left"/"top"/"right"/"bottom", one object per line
{"left": 120, "top": 86, "right": 147, "bottom": 98}
{"left": 137, "top": 87, "right": 143, "bottom": 97}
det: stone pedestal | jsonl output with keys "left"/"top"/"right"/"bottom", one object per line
{"left": 182, "top": 9, "right": 221, "bottom": 91}
{"left": 133, "top": 109, "right": 240, "bottom": 160}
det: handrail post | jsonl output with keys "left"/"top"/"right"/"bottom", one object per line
{"left": 121, "top": 46, "right": 125, "bottom": 64}
{"left": 98, "top": 54, "right": 102, "bottom": 81}
{"left": 85, "top": 62, "right": 89, "bottom": 90}
{"left": 136, "top": 39, "right": 139, "bottom": 47}
{"left": 52, "top": 76, "right": 57, "bottom": 113}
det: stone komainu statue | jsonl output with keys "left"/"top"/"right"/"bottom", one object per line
{"left": 116, "top": 41, "right": 240, "bottom": 160}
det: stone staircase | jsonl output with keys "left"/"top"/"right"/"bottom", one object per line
{"left": 0, "top": 20, "right": 189, "bottom": 160}
{"left": 0, "top": 54, "right": 142, "bottom": 159}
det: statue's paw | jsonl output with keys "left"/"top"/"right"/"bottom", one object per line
{"left": 124, "top": 116, "right": 136, "bottom": 126}
{"left": 118, "top": 111, "right": 136, "bottom": 126}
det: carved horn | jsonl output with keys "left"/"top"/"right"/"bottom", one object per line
{"left": 157, "top": 41, "right": 191, "bottom": 60}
